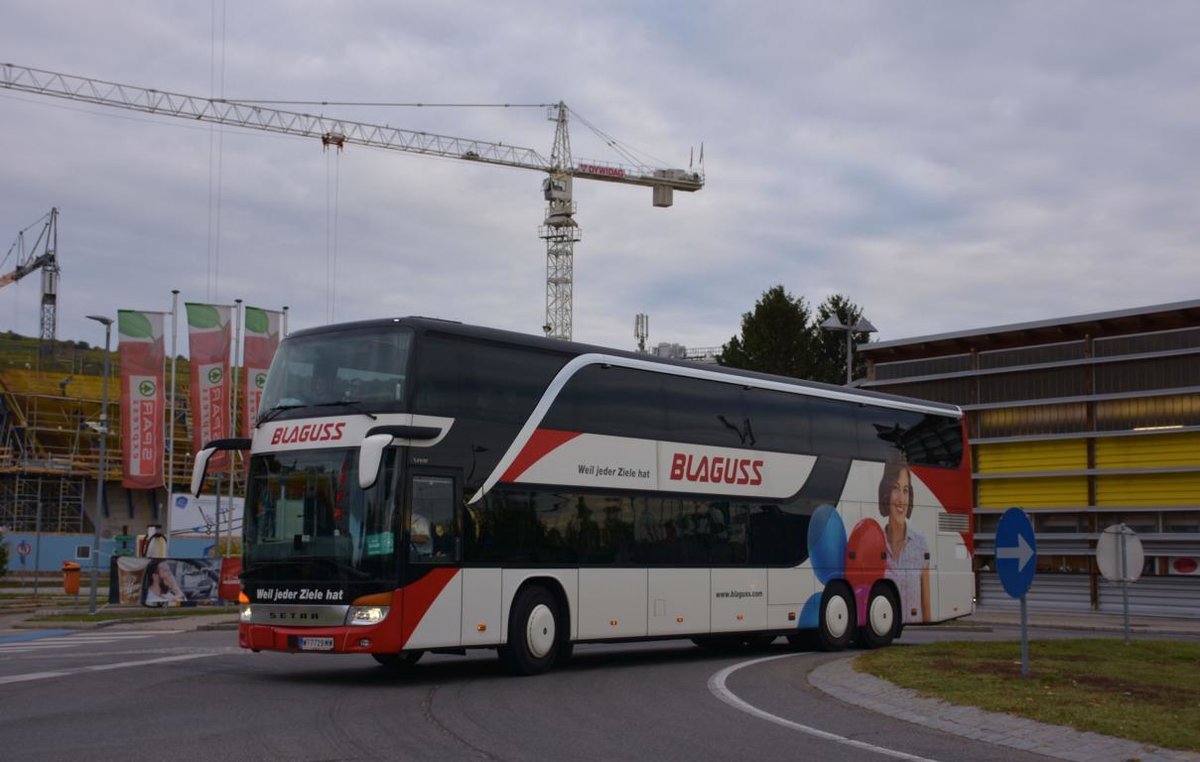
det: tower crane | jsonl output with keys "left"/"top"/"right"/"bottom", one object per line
{"left": 1, "top": 64, "right": 704, "bottom": 340}
{"left": 1, "top": 207, "right": 59, "bottom": 341}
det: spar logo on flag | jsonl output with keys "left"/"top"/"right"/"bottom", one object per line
{"left": 128, "top": 375, "right": 159, "bottom": 475}
{"left": 197, "top": 362, "right": 226, "bottom": 449}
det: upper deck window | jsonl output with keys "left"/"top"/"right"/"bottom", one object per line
{"left": 259, "top": 326, "right": 413, "bottom": 417}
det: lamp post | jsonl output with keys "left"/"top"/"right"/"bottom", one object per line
{"left": 86, "top": 314, "right": 113, "bottom": 615}
{"left": 821, "top": 315, "right": 877, "bottom": 385}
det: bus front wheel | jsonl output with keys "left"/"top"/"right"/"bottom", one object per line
{"left": 500, "top": 585, "right": 561, "bottom": 676}
{"left": 816, "top": 581, "right": 856, "bottom": 651}
{"left": 372, "top": 650, "right": 424, "bottom": 671}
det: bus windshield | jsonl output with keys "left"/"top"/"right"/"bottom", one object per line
{"left": 243, "top": 447, "right": 399, "bottom": 582}
{"left": 259, "top": 326, "right": 413, "bottom": 415}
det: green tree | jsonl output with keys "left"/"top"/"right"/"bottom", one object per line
{"left": 719, "top": 287, "right": 872, "bottom": 384}
{"left": 812, "top": 293, "right": 872, "bottom": 385}
{"left": 718, "top": 285, "right": 817, "bottom": 378}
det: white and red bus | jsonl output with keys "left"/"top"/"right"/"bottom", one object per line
{"left": 193, "top": 317, "right": 973, "bottom": 674}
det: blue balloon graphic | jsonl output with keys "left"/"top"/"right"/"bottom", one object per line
{"left": 799, "top": 591, "right": 822, "bottom": 629}
{"left": 808, "top": 503, "right": 847, "bottom": 584}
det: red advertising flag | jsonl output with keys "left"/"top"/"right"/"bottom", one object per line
{"left": 185, "top": 303, "right": 233, "bottom": 471}
{"left": 118, "top": 310, "right": 166, "bottom": 489}
{"left": 242, "top": 306, "right": 282, "bottom": 437}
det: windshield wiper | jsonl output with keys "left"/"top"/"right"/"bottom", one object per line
{"left": 311, "top": 400, "right": 378, "bottom": 420}
{"left": 241, "top": 557, "right": 369, "bottom": 581}
{"left": 257, "top": 404, "right": 305, "bottom": 426}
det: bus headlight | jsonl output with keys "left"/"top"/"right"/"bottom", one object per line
{"left": 240, "top": 604, "right": 253, "bottom": 623}
{"left": 347, "top": 606, "right": 389, "bottom": 626}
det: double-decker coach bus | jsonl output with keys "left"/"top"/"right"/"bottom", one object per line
{"left": 193, "top": 317, "right": 973, "bottom": 675}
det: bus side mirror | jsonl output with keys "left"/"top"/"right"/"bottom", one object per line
{"left": 191, "top": 447, "right": 217, "bottom": 496}
{"left": 358, "top": 433, "right": 395, "bottom": 490}
{"left": 190, "top": 438, "right": 251, "bottom": 496}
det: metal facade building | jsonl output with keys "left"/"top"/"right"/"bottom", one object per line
{"left": 859, "top": 300, "right": 1200, "bottom": 617}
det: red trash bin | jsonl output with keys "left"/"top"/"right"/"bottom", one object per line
{"left": 62, "top": 561, "right": 81, "bottom": 595}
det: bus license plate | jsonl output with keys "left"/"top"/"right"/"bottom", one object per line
{"left": 299, "top": 637, "right": 335, "bottom": 651}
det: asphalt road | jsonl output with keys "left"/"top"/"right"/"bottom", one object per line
{"left": 0, "top": 621, "right": 1089, "bottom": 762}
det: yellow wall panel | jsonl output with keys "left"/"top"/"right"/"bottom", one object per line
{"left": 1095, "top": 473, "right": 1200, "bottom": 506}
{"left": 975, "top": 440, "right": 1087, "bottom": 474}
{"left": 978, "top": 476, "right": 1087, "bottom": 508}
{"left": 1095, "top": 433, "right": 1200, "bottom": 469}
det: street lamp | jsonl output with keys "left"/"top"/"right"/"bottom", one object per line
{"left": 86, "top": 314, "right": 113, "bottom": 615}
{"left": 821, "top": 314, "right": 877, "bottom": 385}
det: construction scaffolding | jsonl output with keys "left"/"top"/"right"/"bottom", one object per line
{"left": 0, "top": 334, "right": 199, "bottom": 532}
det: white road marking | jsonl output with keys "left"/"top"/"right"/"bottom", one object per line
{"left": 708, "top": 653, "right": 941, "bottom": 762}
{"left": 0, "top": 630, "right": 182, "bottom": 654}
{"left": 0, "top": 652, "right": 219, "bottom": 685}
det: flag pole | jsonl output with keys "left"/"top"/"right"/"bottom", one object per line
{"left": 228, "top": 299, "right": 242, "bottom": 557}
{"left": 166, "top": 289, "right": 179, "bottom": 539}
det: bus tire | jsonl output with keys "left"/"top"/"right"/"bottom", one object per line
{"left": 372, "top": 650, "right": 423, "bottom": 671}
{"left": 500, "top": 584, "right": 561, "bottom": 676}
{"left": 816, "top": 581, "right": 856, "bottom": 652}
{"left": 859, "top": 583, "right": 899, "bottom": 649}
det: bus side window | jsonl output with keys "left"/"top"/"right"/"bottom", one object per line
{"left": 410, "top": 475, "right": 458, "bottom": 563}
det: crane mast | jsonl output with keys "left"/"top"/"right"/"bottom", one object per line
{"left": 1, "top": 207, "right": 59, "bottom": 341}
{"left": 541, "top": 102, "right": 578, "bottom": 339}
{"left": 1, "top": 64, "right": 703, "bottom": 340}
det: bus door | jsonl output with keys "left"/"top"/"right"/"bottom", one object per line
{"left": 401, "top": 472, "right": 463, "bottom": 649}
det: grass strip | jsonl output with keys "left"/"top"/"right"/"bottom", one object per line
{"left": 857, "top": 639, "right": 1200, "bottom": 752}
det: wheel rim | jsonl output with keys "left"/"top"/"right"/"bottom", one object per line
{"left": 868, "top": 593, "right": 894, "bottom": 637}
{"left": 824, "top": 593, "right": 849, "bottom": 639}
{"left": 526, "top": 603, "right": 556, "bottom": 658}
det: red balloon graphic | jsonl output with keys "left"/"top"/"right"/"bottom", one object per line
{"left": 845, "top": 519, "right": 887, "bottom": 591}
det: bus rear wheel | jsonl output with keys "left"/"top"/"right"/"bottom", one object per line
{"left": 859, "top": 583, "right": 899, "bottom": 649}
{"left": 500, "top": 584, "right": 562, "bottom": 676}
{"left": 816, "top": 581, "right": 856, "bottom": 651}
{"left": 372, "top": 650, "right": 423, "bottom": 671}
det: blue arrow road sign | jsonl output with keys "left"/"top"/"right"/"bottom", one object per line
{"left": 996, "top": 507, "right": 1037, "bottom": 599}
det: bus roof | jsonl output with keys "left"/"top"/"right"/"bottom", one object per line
{"left": 287, "top": 316, "right": 962, "bottom": 418}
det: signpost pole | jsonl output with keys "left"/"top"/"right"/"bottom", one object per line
{"left": 1099, "top": 523, "right": 1142, "bottom": 645}
{"left": 33, "top": 502, "right": 42, "bottom": 597}
{"left": 996, "top": 507, "right": 1038, "bottom": 679}
{"left": 1019, "top": 594, "right": 1029, "bottom": 677}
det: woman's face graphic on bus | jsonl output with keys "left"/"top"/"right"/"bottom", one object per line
{"left": 889, "top": 467, "right": 912, "bottom": 523}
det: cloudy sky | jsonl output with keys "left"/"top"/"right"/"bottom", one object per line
{"left": 2, "top": 1, "right": 1198, "bottom": 357}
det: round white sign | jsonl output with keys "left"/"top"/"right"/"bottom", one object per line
{"left": 1097, "top": 524, "right": 1144, "bottom": 583}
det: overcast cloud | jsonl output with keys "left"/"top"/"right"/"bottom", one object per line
{"left": 2, "top": 1, "right": 1198, "bottom": 356}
